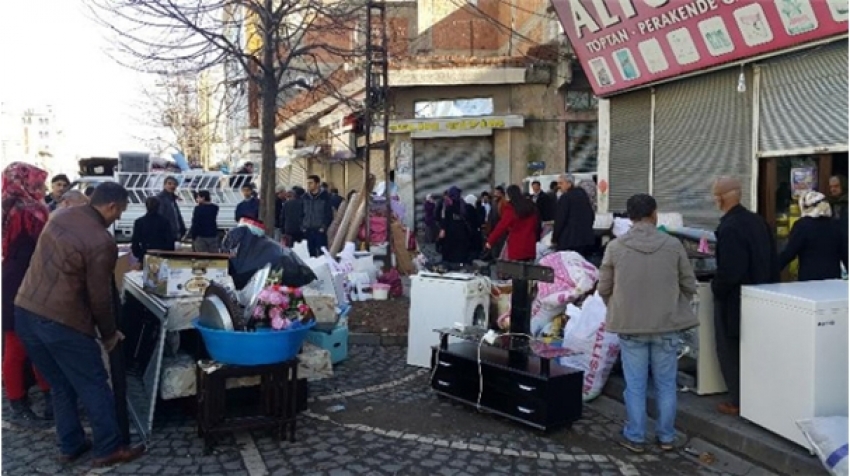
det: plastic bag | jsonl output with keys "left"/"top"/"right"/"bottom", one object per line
{"left": 223, "top": 227, "right": 316, "bottom": 289}
{"left": 797, "top": 417, "right": 849, "bottom": 476}
{"left": 536, "top": 252, "right": 598, "bottom": 307}
{"left": 377, "top": 268, "right": 403, "bottom": 298}
{"left": 559, "top": 294, "right": 620, "bottom": 401}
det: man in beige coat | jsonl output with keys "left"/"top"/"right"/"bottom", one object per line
{"left": 598, "top": 194, "right": 698, "bottom": 453}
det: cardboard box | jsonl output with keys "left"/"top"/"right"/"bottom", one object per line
{"left": 114, "top": 251, "right": 133, "bottom": 294}
{"left": 142, "top": 250, "right": 229, "bottom": 298}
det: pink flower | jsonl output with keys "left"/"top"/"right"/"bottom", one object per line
{"left": 257, "top": 288, "right": 275, "bottom": 304}
{"left": 269, "top": 306, "right": 283, "bottom": 321}
{"left": 266, "top": 291, "right": 285, "bottom": 306}
{"left": 271, "top": 316, "right": 286, "bottom": 330}
{"left": 298, "top": 303, "right": 310, "bottom": 314}
{"left": 279, "top": 294, "right": 290, "bottom": 309}
{"left": 292, "top": 287, "right": 303, "bottom": 298}
{"left": 252, "top": 306, "right": 264, "bottom": 319}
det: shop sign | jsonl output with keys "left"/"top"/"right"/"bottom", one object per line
{"left": 388, "top": 115, "right": 524, "bottom": 134}
{"left": 551, "top": 0, "right": 849, "bottom": 97}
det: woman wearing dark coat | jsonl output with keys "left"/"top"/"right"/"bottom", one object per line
{"left": 1, "top": 162, "right": 52, "bottom": 421}
{"left": 779, "top": 191, "right": 847, "bottom": 281}
{"left": 131, "top": 196, "right": 175, "bottom": 261}
{"left": 437, "top": 186, "right": 474, "bottom": 265}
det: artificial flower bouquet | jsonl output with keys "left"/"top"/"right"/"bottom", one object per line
{"left": 249, "top": 283, "right": 315, "bottom": 331}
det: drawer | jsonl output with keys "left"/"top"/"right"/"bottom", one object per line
{"left": 480, "top": 389, "right": 547, "bottom": 426}
{"left": 481, "top": 366, "right": 547, "bottom": 399}
{"left": 430, "top": 348, "right": 477, "bottom": 373}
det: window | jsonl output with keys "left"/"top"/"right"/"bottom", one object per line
{"left": 565, "top": 90, "right": 598, "bottom": 111}
{"left": 566, "top": 122, "right": 598, "bottom": 173}
{"left": 414, "top": 97, "right": 493, "bottom": 119}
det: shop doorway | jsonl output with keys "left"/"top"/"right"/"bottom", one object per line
{"left": 758, "top": 152, "right": 847, "bottom": 280}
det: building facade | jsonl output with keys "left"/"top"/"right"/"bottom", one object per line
{"left": 0, "top": 102, "right": 66, "bottom": 175}
{"left": 274, "top": 0, "right": 601, "bottom": 230}
{"left": 553, "top": 0, "right": 848, "bottom": 231}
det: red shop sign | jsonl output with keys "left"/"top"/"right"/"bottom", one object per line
{"left": 551, "top": 0, "right": 849, "bottom": 97}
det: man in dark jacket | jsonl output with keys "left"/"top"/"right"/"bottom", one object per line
{"left": 302, "top": 175, "right": 333, "bottom": 257}
{"left": 157, "top": 176, "right": 186, "bottom": 241}
{"left": 531, "top": 180, "right": 555, "bottom": 222}
{"left": 45, "top": 174, "right": 70, "bottom": 211}
{"left": 234, "top": 183, "right": 260, "bottom": 222}
{"left": 131, "top": 196, "right": 175, "bottom": 261}
{"left": 711, "top": 177, "right": 779, "bottom": 416}
{"left": 15, "top": 182, "right": 146, "bottom": 466}
{"left": 552, "top": 174, "right": 595, "bottom": 258}
{"left": 281, "top": 187, "right": 305, "bottom": 247}
{"left": 189, "top": 191, "right": 219, "bottom": 253}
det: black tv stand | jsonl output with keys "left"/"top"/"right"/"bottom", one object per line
{"left": 429, "top": 260, "right": 584, "bottom": 431}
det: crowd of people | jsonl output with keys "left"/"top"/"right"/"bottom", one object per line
{"left": 424, "top": 174, "right": 597, "bottom": 267}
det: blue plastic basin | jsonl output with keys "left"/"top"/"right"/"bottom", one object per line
{"left": 193, "top": 319, "right": 315, "bottom": 366}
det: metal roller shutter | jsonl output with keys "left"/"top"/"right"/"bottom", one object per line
{"left": 291, "top": 158, "right": 307, "bottom": 189}
{"left": 653, "top": 68, "right": 753, "bottom": 228}
{"left": 276, "top": 167, "right": 292, "bottom": 189}
{"left": 347, "top": 160, "right": 365, "bottom": 193}
{"left": 413, "top": 138, "right": 494, "bottom": 225}
{"left": 609, "top": 90, "right": 652, "bottom": 212}
{"left": 760, "top": 40, "right": 848, "bottom": 153}
{"left": 369, "top": 151, "right": 386, "bottom": 183}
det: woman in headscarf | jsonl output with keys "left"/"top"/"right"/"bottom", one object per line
{"left": 779, "top": 191, "right": 847, "bottom": 281}
{"left": 437, "top": 186, "right": 473, "bottom": 265}
{"left": 2, "top": 162, "right": 52, "bottom": 421}
{"left": 486, "top": 184, "right": 540, "bottom": 262}
{"left": 423, "top": 194, "right": 438, "bottom": 243}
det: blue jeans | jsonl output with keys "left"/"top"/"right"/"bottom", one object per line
{"left": 15, "top": 307, "right": 121, "bottom": 458}
{"left": 618, "top": 332, "right": 680, "bottom": 444}
{"left": 305, "top": 228, "right": 328, "bottom": 257}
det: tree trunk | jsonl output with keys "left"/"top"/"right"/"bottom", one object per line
{"left": 259, "top": 71, "right": 278, "bottom": 237}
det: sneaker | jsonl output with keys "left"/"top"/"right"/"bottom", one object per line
{"left": 615, "top": 434, "right": 645, "bottom": 454}
{"left": 9, "top": 398, "right": 40, "bottom": 422}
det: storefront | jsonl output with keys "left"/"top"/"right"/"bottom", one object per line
{"left": 553, "top": 0, "right": 848, "bottom": 230}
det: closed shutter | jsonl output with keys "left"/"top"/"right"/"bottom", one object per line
{"left": 609, "top": 90, "right": 652, "bottom": 212}
{"left": 759, "top": 40, "right": 848, "bottom": 153}
{"left": 276, "top": 167, "right": 292, "bottom": 189}
{"left": 413, "top": 138, "right": 494, "bottom": 225}
{"left": 291, "top": 158, "right": 307, "bottom": 189}
{"left": 369, "top": 150, "right": 386, "bottom": 183}
{"left": 347, "top": 160, "right": 365, "bottom": 193}
{"left": 653, "top": 68, "right": 753, "bottom": 228}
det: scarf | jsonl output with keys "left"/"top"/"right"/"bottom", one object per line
{"left": 2, "top": 162, "right": 49, "bottom": 258}
{"left": 800, "top": 191, "right": 832, "bottom": 219}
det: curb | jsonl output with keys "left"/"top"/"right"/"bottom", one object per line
{"left": 602, "top": 376, "right": 822, "bottom": 475}
{"left": 349, "top": 333, "right": 407, "bottom": 346}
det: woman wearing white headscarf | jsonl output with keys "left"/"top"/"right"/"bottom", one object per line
{"left": 779, "top": 191, "right": 847, "bottom": 281}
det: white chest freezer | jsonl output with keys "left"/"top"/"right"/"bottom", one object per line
{"left": 740, "top": 280, "right": 848, "bottom": 449}
{"left": 407, "top": 272, "right": 490, "bottom": 368}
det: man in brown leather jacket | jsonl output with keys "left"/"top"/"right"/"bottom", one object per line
{"left": 14, "top": 182, "right": 146, "bottom": 467}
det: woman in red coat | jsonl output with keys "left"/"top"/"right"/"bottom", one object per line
{"left": 486, "top": 184, "right": 540, "bottom": 261}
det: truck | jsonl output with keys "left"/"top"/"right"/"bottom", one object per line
{"left": 72, "top": 155, "right": 257, "bottom": 241}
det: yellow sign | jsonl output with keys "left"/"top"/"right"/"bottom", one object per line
{"left": 389, "top": 118, "right": 508, "bottom": 134}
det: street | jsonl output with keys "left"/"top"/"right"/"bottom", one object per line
{"left": 2, "top": 346, "right": 763, "bottom": 476}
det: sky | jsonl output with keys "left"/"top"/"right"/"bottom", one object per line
{"left": 0, "top": 0, "right": 150, "bottom": 158}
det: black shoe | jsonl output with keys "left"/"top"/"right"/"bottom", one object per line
{"left": 10, "top": 398, "right": 41, "bottom": 422}
{"left": 42, "top": 391, "right": 54, "bottom": 420}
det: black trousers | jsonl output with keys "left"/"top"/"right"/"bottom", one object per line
{"left": 713, "top": 302, "right": 740, "bottom": 405}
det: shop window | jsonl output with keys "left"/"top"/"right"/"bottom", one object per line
{"left": 566, "top": 122, "right": 598, "bottom": 173}
{"left": 414, "top": 97, "right": 493, "bottom": 119}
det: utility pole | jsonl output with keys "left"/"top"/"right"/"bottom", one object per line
{"left": 364, "top": 0, "right": 391, "bottom": 265}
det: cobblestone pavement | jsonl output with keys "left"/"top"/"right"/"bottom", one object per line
{"left": 3, "top": 346, "right": 749, "bottom": 475}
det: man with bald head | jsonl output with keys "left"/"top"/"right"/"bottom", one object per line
{"left": 552, "top": 174, "right": 596, "bottom": 259}
{"left": 711, "top": 177, "right": 779, "bottom": 416}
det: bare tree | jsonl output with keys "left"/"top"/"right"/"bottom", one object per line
{"left": 134, "top": 72, "right": 205, "bottom": 162}
{"left": 88, "top": 0, "right": 365, "bottom": 231}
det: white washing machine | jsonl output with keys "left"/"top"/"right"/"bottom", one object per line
{"left": 407, "top": 272, "right": 490, "bottom": 368}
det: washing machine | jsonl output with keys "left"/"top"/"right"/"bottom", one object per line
{"left": 407, "top": 272, "right": 490, "bottom": 368}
